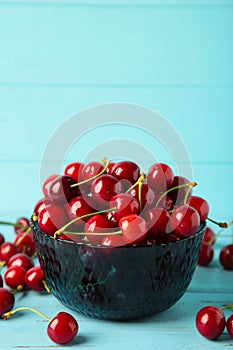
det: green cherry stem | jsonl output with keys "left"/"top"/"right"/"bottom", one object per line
{"left": 155, "top": 181, "right": 197, "bottom": 207}
{"left": 221, "top": 304, "right": 233, "bottom": 312}
{"left": 62, "top": 230, "right": 122, "bottom": 236}
{"left": 70, "top": 159, "right": 110, "bottom": 188}
{"left": 2, "top": 307, "right": 51, "bottom": 322}
{"left": 183, "top": 183, "right": 196, "bottom": 205}
{"left": 14, "top": 227, "right": 32, "bottom": 247}
{"left": 208, "top": 220, "right": 232, "bottom": 245}
{"left": 125, "top": 173, "right": 146, "bottom": 194}
{"left": 0, "top": 221, "right": 29, "bottom": 230}
{"left": 207, "top": 217, "right": 228, "bottom": 228}
{"left": 54, "top": 207, "right": 116, "bottom": 239}
{"left": 138, "top": 181, "right": 143, "bottom": 212}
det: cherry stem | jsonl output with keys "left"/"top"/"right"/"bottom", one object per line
{"left": 208, "top": 220, "right": 233, "bottom": 245}
{"left": 183, "top": 183, "right": 195, "bottom": 205}
{"left": 0, "top": 221, "right": 29, "bottom": 230}
{"left": 70, "top": 159, "right": 110, "bottom": 188}
{"left": 125, "top": 173, "right": 146, "bottom": 194}
{"left": 155, "top": 182, "right": 197, "bottom": 207}
{"left": 0, "top": 261, "right": 6, "bottom": 270}
{"left": 207, "top": 217, "right": 228, "bottom": 228}
{"left": 14, "top": 227, "right": 32, "bottom": 247}
{"left": 54, "top": 207, "right": 116, "bottom": 239}
{"left": 138, "top": 181, "right": 143, "bottom": 212}
{"left": 42, "top": 279, "right": 51, "bottom": 293}
{"left": 221, "top": 304, "right": 233, "bottom": 312}
{"left": 2, "top": 307, "right": 51, "bottom": 322}
{"left": 62, "top": 230, "right": 122, "bottom": 236}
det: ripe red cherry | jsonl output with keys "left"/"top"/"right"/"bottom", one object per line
{"left": 47, "top": 311, "right": 79, "bottom": 344}
{"left": 14, "top": 217, "right": 30, "bottom": 235}
{"left": 64, "top": 161, "right": 84, "bottom": 182}
{"left": 0, "top": 242, "right": 19, "bottom": 263}
{"left": 33, "top": 197, "right": 53, "bottom": 217}
{"left": 143, "top": 208, "right": 170, "bottom": 236}
{"left": 91, "top": 174, "right": 123, "bottom": 207}
{"left": 196, "top": 306, "right": 226, "bottom": 339}
{"left": 203, "top": 227, "right": 216, "bottom": 245}
{"left": 147, "top": 163, "right": 174, "bottom": 193}
{"left": 101, "top": 234, "right": 125, "bottom": 247}
{"left": 106, "top": 161, "right": 116, "bottom": 174}
{"left": 111, "top": 161, "right": 140, "bottom": 184}
{"left": 219, "top": 244, "right": 233, "bottom": 270}
{"left": 7, "top": 253, "right": 34, "bottom": 271}
{"left": 82, "top": 161, "right": 104, "bottom": 183}
{"left": 84, "top": 214, "right": 116, "bottom": 244}
{"left": 48, "top": 175, "right": 80, "bottom": 204}
{"left": 14, "top": 232, "right": 36, "bottom": 257}
{"left": 198, "top": 243, "right": 214, "bottom": 266}
{"left": 153, "top": 193, "right": 174, "bottom": 211}
{"left": 42, "top": 174, "right": 59, "bottom": 197}
{"left": 0, "top": 233, "right": 5, "bottom": 246}
{"left": 38, "top": 204, "right": 67, "bottom": 236}
{"left": 25, "top": 266, "right": 46, "bottom": 291}
{"left": 130, "top": 183, "right": 156, "bottom": 210}
{"left": 109, "top": 193, "right": 140, "bottom": 223}
{"left": 119, "top": 214, "right": 147, "bottom": 244}
{"left": 169, "top": 176, "right": 192, "bottom": 205}
{"left": 168, "top": 205, "right": 200, "bottom": 238}
{"left": 67, "top": 196, "right": 94, "bottom": 229}
{"left": 186, "top": 196, "right": 209, "bottom": 222}
{"left": 4, "top": 265, "right": 26, "bottom": 290}
{"left": 227, "top": 314, "right": 233, "bottom": 338}
{"left": 0, "top": 288, "right": 15, "bottom": 316}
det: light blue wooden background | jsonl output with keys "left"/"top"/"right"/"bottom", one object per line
{"left": 0, "top": 0, "right": 232, "bottom": 223}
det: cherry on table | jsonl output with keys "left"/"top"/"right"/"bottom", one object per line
{"left": 119, "top": 214, "right": 147, "bottom": 244}
{"left": 0, "top": 242, "right": 19, "bottom": 263}
{"left": 25, "top": 266, "right": 48, "bottom": 292}
{"left": 168, "top": 205, "right": 200, "bottom": 238}
{"left": 147, "top": 162, "right": 174, "bottom": 193}
{"left": 198, "top": 242, "right": 214, "bottom": 266}
{"left": 219, "top": 244, "right": 233, "bottom": 270}
{"left": 203, "top": 227, "right": 216, "bottom": 245}
{"left": 47, "top": 311, "right": 79, "bottom": 344}
{"left": 14, "top": 232, "right": 36, "bottom": 257}
{"left": 14, "top": 217, "right": 30, "bottom": 235}
{"left": 4, "top": 265, "right": 26, "bottom": 290}
{"left": 186, "top": 196, "right": 209, "bottom": 222}
{"left": 7, "top": 253, "right": 34, "bottom": 271}
{"left": 227, "top": 314, "right": 233, "bottom": 338}
{"left": 0, "top": 288, "right": 15, "bottom": 317}
{"left": 196, "top": 305, "right": 226, "bottom": 339}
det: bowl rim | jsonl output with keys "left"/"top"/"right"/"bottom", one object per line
{"left": 30, "top": 216, "right": 206, "bottom": 249}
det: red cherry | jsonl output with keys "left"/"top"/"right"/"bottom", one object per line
{"left": 169, "top": 176, "right": 192, "bottom": 205}
{"left": 109, "top": 193, "right": 140, "bottom": 223}
{"left": 14, "top": 217, "right": 30, "bottom": 235}
{"left": 33, "top": 197, "right": 53, "bottom": 217}
{"left": 64, "top": 162, "right": 84, "bottom": 182}
{"left": 196, "top": 306, "right": 226, "bottom": 339}
{"left": 111, "top": 161, "right": 140, "bottom": 184}
{"left": 42, "top": 174, "right": 59, "bottom": 197}
{"left": 84, "top": 214, "right": 116, "bottom": 244}
{"left": 227, "top": 314, "right": 233, "bottom": 338}
{"left": 38, "top": 204, "right": 67, "bottom": 236}
{"left": 67, "top": 196, "right": 94, "bottom": 229}
{"left": 81, "top": 161, "right": 104, "bottom": 183}
{"left": 48, "top": 175, "right": 80, "bottom": 204}
{"left": 0, "top": 233, "right": 5, "bottom": 246}
{"left": 25, "top": 266, "right": 46, "bottom": 292}
{"left": 153, "top": 193, "right": 174, "bottom": 211}
{"left": 0, "top": 288, "right": 15, "bottom": 316}
{"left": 198, "top": 243, "right": 214, "bottom": 266}
{"left": 0, "top": 275, "right": 3, "bottom": 287}
{"left": 130, "top": 183, "right": 156, "bottom": 210}
{"left": 4, "top": 265, "right": 26, "bottom": 290}
{"left": 101, "top": 234, "right": 125, "bottom": 247}
{"left": 186, "top": 196, "right": 209, "bottom": 222}
{"left": 203, "top": 227, "right": 216, "bottom": 245}
{"left": 219, "top": 244, "right": 233, "bottom": 270}
{"left": 91, "top": 174, "right": 123, "bottom": 207}
{"left": 7, "top": 253, "right": 34, "bottom": 271}
{"left": 143, "top": 208, "right": 170, "bottom": 236}
{"left": 147, "top": 163, "right": 174, "bottom": 193}
{"left": 169, "top": 205, "right": 200, "bottom": 238}
{"left": 47, "top": 311, "right": 78, "bottom": 344}
{"left": 14, "top": 232, "right": 36, "bottom": 257}
{"left": 0, "top": 242, "right": 19, "bottom": 263}
{"left": 106, "top": 161, "right": 116, "bottom": 174}
{"left": 119, "top": 214, "right": 147, "bottom": 244}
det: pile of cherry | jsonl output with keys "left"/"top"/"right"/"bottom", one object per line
{"left": 0, "top": 219, "right": 78, "bottom": 345}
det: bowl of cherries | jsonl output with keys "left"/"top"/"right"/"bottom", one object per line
{"left": 31, "top": 159, "right": 208, "bottom": 321}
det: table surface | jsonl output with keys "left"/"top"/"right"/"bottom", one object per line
{"left": 1, "top": 221, "right": 232, "bottom": 350}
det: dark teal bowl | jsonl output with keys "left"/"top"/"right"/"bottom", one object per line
{"left": 30, "top": 219, "right": 205, "bottom": 321}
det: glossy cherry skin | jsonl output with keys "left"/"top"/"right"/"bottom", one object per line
{"left": 227, "top": 314, "right": 233, "bottom": 338}
{"left": 219, "top": 244, "right": 233, "bottom": 270}
{"left": 84, "top": 214, "right": 116, "bottom": 244}
{"left": 169, "top": 176, "right": 192, "bottom": 205}
{"left": 25, "top": 266, "right": 46, "bottom": 292}
{"left": 186, "top": 196, "right": 209, "bottom": 222}
{"left": 14, "top": 217, "right": 30, "bottom": 235}
{"left": 111, "top": 161, "right": 140, "bottom": 184}
{"left": 42, "top": 174, "right": 59, "bottom": 197}
{"left": 198, "top": 243, "right": 214, "bottom": 266}
{"left": 7, "top": 253, "right": 34, "bottom": 271}
{"left": 81, "top": 161, "right": 104, "bottom": 183}
{"left": 101, "top": 234, "right": 125, "bottom": 247}
{"left": 196, "top": 306, "right": 226, "bottom": 339}
{"left": 48, "top": 175, "right": 80, "bottom": 204}
{"left": 0, "top": 288, "right": 15, "bottom": 317}
{"left": 14, "top": 232, "right": 36, "bottom": 257}
{"left": 203, "top": 227, "right": 216, "bottom": 245}
{"left": 130, "top": 183, "right": 156, "bottom": 210}
{"left": 47, "top": 312, "right": 79, "bottom": 345}
{"left": 0, "top": 242, "right": 19, "bottom": 263}
{"left": 0, "top": 233, "right": 5, "bottom": 246}
{"left": 106, "top": 161, "right": 116, "bottom": 174}
{"left": 67, "top": 196, "right": 94, "bottom": 229}
{"left": 153, "top": 193, "right": 174, "bottom": 211}
{"left": 168, "top": 205, "right": 200, "bottom": 238}
{"left": 143, "top": 208, "right": 170, "bottom": 236}
{"left": 109, "top": 193, "right": 140, "bottom": 223}
{"left": 119, "top": 214, "right": 147, "bottom": 245}
{"left": 147, "top": 163, "right": 174, "bottom": 193}
{"left": 4, "top": 265, "right": 26, "bottom": 290}
{"left": 38, "top": 204, "right": 67, "bottom": 236}
{"left": 33, "top": 197, "right": 53, "bottom": 217}
{"left": 91, "top": 174, "right": 123, "bottom": 207}
{"left": 64, "top": 161, "right": 84, "bottom": 182}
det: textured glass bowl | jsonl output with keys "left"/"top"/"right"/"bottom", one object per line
{"left": 31, "top": 219, "right": 205, "bottom": 321}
